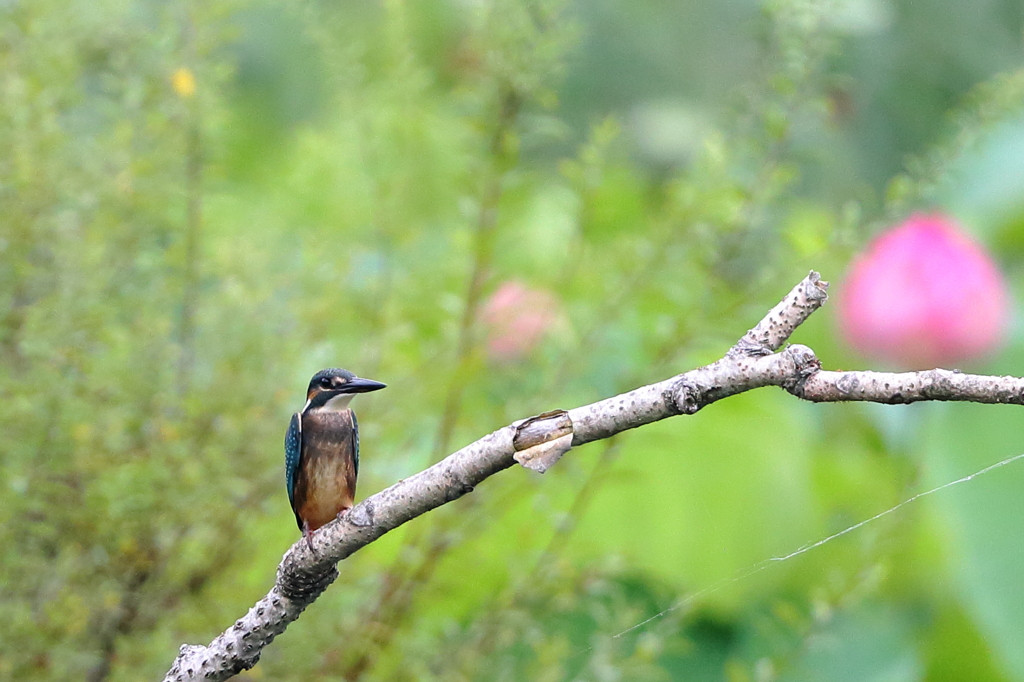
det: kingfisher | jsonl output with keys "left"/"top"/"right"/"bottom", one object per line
{"left": 285, "top": 368, "right": 386, "bottom": 550}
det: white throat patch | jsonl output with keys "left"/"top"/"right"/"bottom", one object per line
{"left": 319, "top": 393, "right": 355, "bottom": 412}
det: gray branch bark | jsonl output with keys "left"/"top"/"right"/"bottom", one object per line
{"left": 164, "top": 270, "right": 1024, "bottom": 681}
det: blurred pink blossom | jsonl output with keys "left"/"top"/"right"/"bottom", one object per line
{"left": 838, "top": 213, "right": 1009, "bottom": 369}
{"left": 482, "top": 281, "right": 562, "bottom": 362}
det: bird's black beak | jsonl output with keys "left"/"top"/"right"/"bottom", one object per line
{"left": 340, "top": 377, "right": 387, "bottom": 394}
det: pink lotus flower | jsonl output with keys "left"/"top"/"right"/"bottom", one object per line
{"left": 482, "top": 281, "right": 562, "bottom": 362}
{"left": 838, "top": 213, "right": 1009, "bottom": 369}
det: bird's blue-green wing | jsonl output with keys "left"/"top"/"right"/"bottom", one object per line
{"left": 285, "top": 413, "right": 302, "bottom": 509}
{"left": 351, "top": 410, "right": 360, "bottom": 477}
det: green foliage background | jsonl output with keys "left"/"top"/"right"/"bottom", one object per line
{"left": 2, "top": 0, "right": 1024, "bottom": 680}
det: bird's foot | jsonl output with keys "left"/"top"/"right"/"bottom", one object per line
{"left": 303, "top": 522, "right": 318, "bottom": 558}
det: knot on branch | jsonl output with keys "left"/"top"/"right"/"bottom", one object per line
{"left": 346, "top": 500, "right": 375, "bottom": 528}
{"left": 779, "top": 344, "right": 821, "bottom": 396}
{"left": 666, "top": 378, "right": 703, "bottom": 415}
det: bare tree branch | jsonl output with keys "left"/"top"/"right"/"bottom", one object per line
{"left": 798, "top": 366, "right": 1024, "bottom": 404}
{"left": 163, "top": 270, "right": 1024, "bottom": 681}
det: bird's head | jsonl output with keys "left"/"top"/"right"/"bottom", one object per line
{"left": 304, "top": 368, "right": 386, "bottom": 412}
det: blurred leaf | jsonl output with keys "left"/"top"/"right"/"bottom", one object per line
{"left": 927, "top": 394, "right": 1024, "bottom": 680}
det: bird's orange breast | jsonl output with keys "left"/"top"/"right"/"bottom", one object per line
{"left": 293, "top": 410, "right": 357, "bottom": 531}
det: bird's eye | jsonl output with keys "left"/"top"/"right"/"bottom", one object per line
{"left": 319, "top": 377, "right": 333, "bottom": 388}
